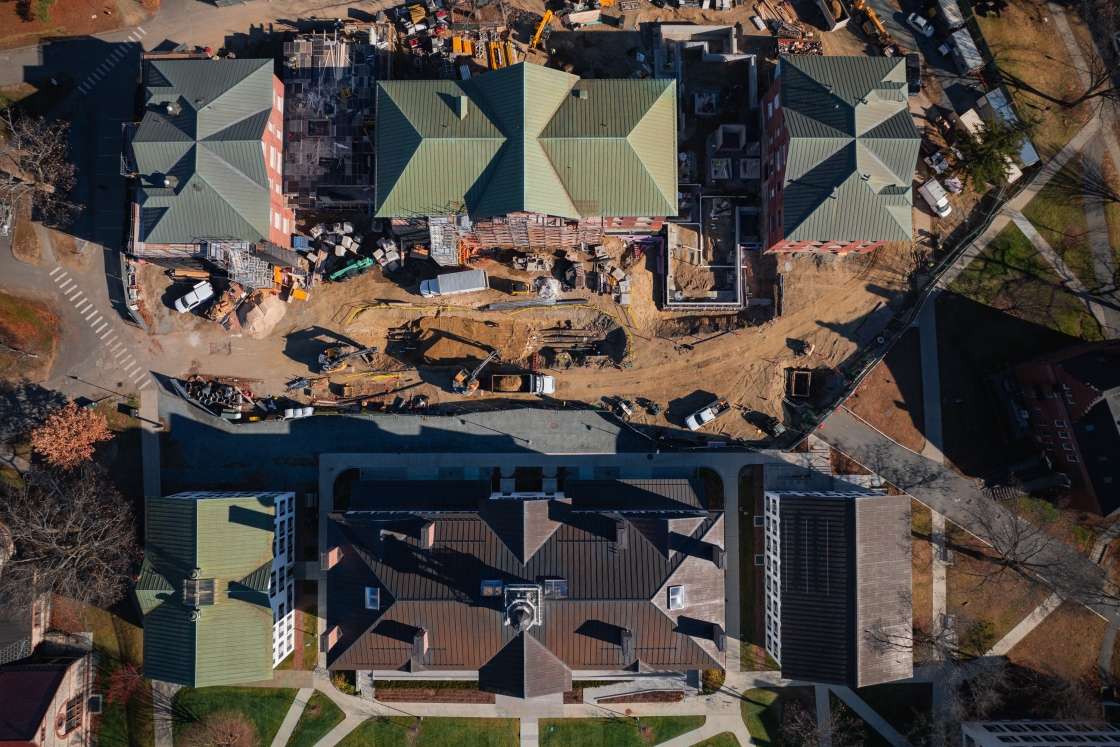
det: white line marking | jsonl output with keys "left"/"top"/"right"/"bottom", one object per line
{"left": 106, "top": 59, "right": 116, "bottom": 68}
{"left": 100, "top": 328, "right": 113, "bottom": 338}
{"left": 139, "top": 379, "right": 151, "bottom": 391}
{"left": 122, "top": 363, "right": 136, "bottom": 373}
{"left": 120, "top": 355, "right": 133, "bottom": 366}
{"left": 91, "top": 72, "right": 101, "bottom": 81}
{"left": 131, "top": 369, "right": 144, "bottom": 380}
{"left": 75, "top": 299, "right": 89, "bottom": 310}
{"left": 110, "top": 342, "right": 122, "bottom": 352}
{"left": 49, "top": 267, "right": 62, "bottom": 277}
{"left": 58, "top": 279, "right": 73, "bottom": 291}
{"left": 54, "top": 272, "right": 69, "bottom": 283}
{"left": 86, "top": 309, "right": 99, "bottom": 321}
{"left": 137, "top": 25, "right": 146, "bottom": 34}
{"left": 92, "top": 315, "right": 103, "bottom": 326}
{"left": 114, "top": 349, "right": 127, "bottom": 359}
{"left": 79, "top": 87, "right": 88, "bottom": 95}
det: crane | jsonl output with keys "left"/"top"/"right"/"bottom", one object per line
{"left": 529, "top": 10, "right": 553, "bottom": 52}
{"left": 452, "top": 349, "right": 501, "bottom": 396}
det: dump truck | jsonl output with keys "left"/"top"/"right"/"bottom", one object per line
{"left": 685, "top": 397, "right": 732, "bottom": 431}
{"left": 490, "top": 374, "right": 556, "bottom": 395}
{"left": 420, "top": 269, "right": 489, "bottom": 298}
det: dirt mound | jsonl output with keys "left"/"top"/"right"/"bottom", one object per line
{"left": 416, "top": 316, "right": 531, "bottom": 364}
{"left": 238, "top": 294, "right": 286, "bottom": 339}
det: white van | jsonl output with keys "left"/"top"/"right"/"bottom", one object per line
{"left": 918, "top": 178, "right": 952, "bottom": 218}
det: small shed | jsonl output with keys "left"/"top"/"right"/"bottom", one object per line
{"left": 950, "top": 28, "right": 983, "bottom": 75}
{"left": 934, "top": 0, "right": 966, "bottom": 33}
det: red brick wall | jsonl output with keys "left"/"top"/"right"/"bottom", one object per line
{"left": 266, "top": 75, "right": 294, "bottom": 248}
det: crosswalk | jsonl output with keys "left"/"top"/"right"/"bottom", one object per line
{"left": 78, "top": 26, "right": 147, "bottom": 95}
{"left": 48, "top": 266, "right": 152, "bottom": 392}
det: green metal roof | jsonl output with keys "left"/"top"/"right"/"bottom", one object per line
{"left": 142, "top": 494, "right": 278, "bottom": 688}
{"left": 133, "top": 59, "right": 275, "bottom": 245}
{"left": 778, "top": 57, "right": 920, "bottom": 244}
{"left": 374, "top": 64, "right": 677, "bottom": 219}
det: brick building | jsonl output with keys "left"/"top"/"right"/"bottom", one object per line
{"left": 762, "top": 490, "right": 912, "bottom": 686}
{"left": 760, "top": 57, "right": 920, "bottom": 254}
{"left": 1012, "top": 340, "right": 1120, "bottom": 515}
{"left": 0, "top": 648, "right": 96, "bottom": 747}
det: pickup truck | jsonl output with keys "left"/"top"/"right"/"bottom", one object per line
{"left": 490, "top": 374, "right": 556, "bottom": 395}
{"left": 685, "top": 397, "right": 731, "bottom": 431}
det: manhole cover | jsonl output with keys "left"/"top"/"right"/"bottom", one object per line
{"left": 549, "top": 422, "right": 558, "bottom": 429}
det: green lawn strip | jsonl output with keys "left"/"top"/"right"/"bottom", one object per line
{"left": 540, "top": 716, "right": 704, "bottom": 747}
{"left": 0, "top": 291, "right": 58, "bottom": 351}
{"left": 78, "top": 602, "right": 152, "bottom": 747}
{"left": 337, "top": 717, "right": 519, "bottom": 747}
{"left": 286, "top": 692, "right": 344, "bottom": 747}
{"left": 852, "top": 683, "right": 932, "bottom": 741}
{"left": 172, "top": 687, "right": 297, "bottom": 747}
{"left": 691, "top": 734, "right": 741, "bottom": 747}
{"left": 740, "top": 689, "right": 779, "bottom": 744}
{"left": 1022, "top": 156, "right": 1098, "bottom": 294}
{"left": 948, "top": 222, "right": 1104, "bottom": 341}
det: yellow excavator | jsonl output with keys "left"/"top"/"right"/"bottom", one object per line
{"left": 453, "top": 349, "right": 501, "bottom": 396}
{"left": 530, "top": 9, "right": 553, "bottom": 51}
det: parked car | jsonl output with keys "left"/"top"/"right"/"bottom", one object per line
{"left": 174, "top": 280, "right": 215, "bottom": 313}
{"left": 918, "top": 178, "right": 952, "bottom": 218}
{"left": 907, "top": 12, "right": 934, "bottom": 36}
{"left": 906, "top": 53, "right": 921, "bottom": 95}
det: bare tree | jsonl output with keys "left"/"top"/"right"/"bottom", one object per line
{"left": 0, "top": 109, "right": 81, "bottom": 228}
{"left": 30, "top": 401, "right": 114, "bottom": 470}
{"left": 181, "top": 711, "right": 258, "bottom": 747}
{"left": 0, "top": 464, "right": 139, "bottom": 610}
{"left": 779, "top": 700, "right": 868, "bottom": 747}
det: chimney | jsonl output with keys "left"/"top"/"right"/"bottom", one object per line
{"left": 320, "top": 546, "right": 343, "bottom": 571}
{"left": 614, "top": 519, "right": 628, "bottom": 550}
{"left": 413, "top": 628, "right": 429, "bottom": 657}
{"left": 420, "top": 521, "right": 435, "bottom": 550}
{"left": 323, "top": 625, "right": 341, "bottom": 652}
{"left": 711, "top": 545, "right": 726, "bottom": 570}
{"left": 712, "top": 623, "right": 726, "bottom": 653}
{"left": 620, "top": 628, "right": 634, "bottom": 658}
{"left": 455, "top": 94, "right": 468, "bottom": 119}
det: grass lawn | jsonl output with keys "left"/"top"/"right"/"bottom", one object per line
{"left": 287, "top": 692, "right": 345, "bottom": 747}
{"left": 172, "top": 687, "right": 297, "bottom": 747}
{"left": 1100, "top": 151, "right": 1120, "bottom": 288}
{"left": 338, "top": 717, "right": 518, "bottom": 747}
{"left": 853, "top": 683, "right": 932, "bottom": 741}
{"left": 976, "top": 0, "right": 1091, "bottom": 159}
{"left": 1022, "top": 155, "right": 1098, "bottom": 294}
{"left": 0, "top": 291, "right": 57, "bottom": 352}
{"left": 949, "top": 223, "right": 1102, "bottom": 340}
{"left": 540, "top": 717, "right": 704, "bottom": 747}
{"left": 691, "top": 734, "right": 741, "bottom": 747}
{"left": 1007, "top": 602, "right": 1108, "bottom": 687}
{"left": 741, "top": 687, "right": 815, "bottom": 744}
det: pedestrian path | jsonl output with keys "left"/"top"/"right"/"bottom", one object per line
{"left": 917, "top": 294, "right": 944, "bottom": 463}
{"left": 1081, "top": 138, "right": 1120, "bottom": 338}
{"left": 984, "top": 592, "right": 1063, "bottom": 657}
{"left": 931, "top": 510, "right": 947, "bottom": 645}
{"left": 47, "top": 265, "right": 152, "bottom": 391}
{"left": 829, "top": 686, "right": 913, "bottom": 747}
{"left": 78, "top": 27, "right": 147, "bottom": 95}
{"left": 271, "top": 688, "right": 315, "bottom": 747}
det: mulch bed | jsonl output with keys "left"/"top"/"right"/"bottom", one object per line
{"left": 563, "top": 689, "right": 583, "bottom": 704}
{"left": 598, "top": 691, "right": 685, "bottom": 703}
{"left": 375, "top": 689, "right": 495, "bottom": 704}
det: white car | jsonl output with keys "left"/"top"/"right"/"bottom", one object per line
{"left": 907, "top": 12, "right": 934, "bottom": 37}
{"left": 174, "top": 280, "right": 215, "bottom": 313}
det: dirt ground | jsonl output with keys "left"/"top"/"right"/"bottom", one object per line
{"left": 1007, "top": 602, "right": 1107, "bottom": 691}
{"left": 0, "top": 290, "right": 58, "bottom": 382}
{"left": 910, "top": 500, "right": 933, "bottom": 661}
{"left": 847, "top": 327, "right": 926, "bottom": 453}
{"left": 0, "top": 0, "right": 131, "bottom": 51}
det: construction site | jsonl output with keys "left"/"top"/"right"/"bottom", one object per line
{"left": 129, "top": 1, "right": 926, "bottom": 444}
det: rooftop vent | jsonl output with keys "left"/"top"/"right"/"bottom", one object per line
{"left": 183, "top": 578, "right": 216, "bottom": 607}
{"left": 413, "top": 628, "right": 429, "bottom": 657}
{"left": 455, "top": 94, "right": 468, "bottom": 119}
{"left": 320, "top": 546, "right": 343, "bottom": 571}
{"left": 542, "top": 477, "right": 558, "bottom": 495}
{"left": 420, "top": 521, "right": 435, "bottom": 550}
{"left": 713, "top": 623, "right": 726, "bottom": 652}
{"left": 188, "top": 609, "right": 202, "bottom": 622}
{"left": 481, "top": 579, "right": 503, "bottom": 597}
{"left": 189, "top": 568, "right": 202, "bottom": 579}
{"left": 499, "top": 478, "right": 515, "bottom": 495}
{"left": 620, "top": 628, "right": 633, "bottom": 658}
{"left": 711, "top": 545, "right": 726, "bottom": 570}
{"left": 576, "top": 89, "right": 589, "bottom": 100}
{"left": 614, "top": 519, "right": 628, "bottom": 550}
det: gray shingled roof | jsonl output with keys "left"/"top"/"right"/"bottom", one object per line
{"left": 778, "top": 57, "right": 920, "bottom": 244}
{"left": 133, "top": 59, "right": 275, "bottom": 245}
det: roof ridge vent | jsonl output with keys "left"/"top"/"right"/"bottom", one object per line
{"left": 575, "top": 88, "right": 589, "bottom": 100}
{"left": 455, "top": 94, "right": 468, "bottom": 120}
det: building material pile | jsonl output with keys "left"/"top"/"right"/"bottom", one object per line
{"left": 238, "top": 293, "right": 287, "bottom": 339}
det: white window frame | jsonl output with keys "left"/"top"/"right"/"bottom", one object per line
{"left": 668, "top": 585, "right": 684, "bottom": 610}
{"left": 365, "top": 587, "right": 379, "bottom": 610}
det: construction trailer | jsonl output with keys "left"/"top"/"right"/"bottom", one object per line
{"left": 934, "top": 0, "right": 966, "bottom": 33}
{"left": 949, "top": 28, "right": 983, "bottom": 75}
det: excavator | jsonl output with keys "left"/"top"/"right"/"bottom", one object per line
{"left": 851, "top": 0, "right": 904, "bottom": 55}
{"left": 452, "top": 349, "right": 501, "bottom": 396}
{"left": 319, "top": 345, "right": 379, "bottom": 374}
{"left": 529, "top": 9, "right": 553, "bottom": 52}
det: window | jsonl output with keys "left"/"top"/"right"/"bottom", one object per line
{"left": 59, "top": 696, "right": 82, "bottom": 734}
{"left": 767, "top": 101, "right": 773, "bottom": 119}
{"left": 755, "top": 554, "right": 765, "bottom": 566}
{"left": 754, "top": 515, "right": 764, "bottom": 527}
{"left": 544, "top": 579, "right": 568, "bottom": 598}
{"left": 1027, "top": 391, "right": 1037, "bottom": 398}
{"left": 1067, "top": 455, "right": 1079, "bottom": 463}
{"left": 1054, "top": 420, "right": 1067, "bottom": 427}
{"left": 774, "top": 93, "right": 780, "bottom": 109}
{"left": 1063, "top": 443, "right": 1074, "bottom": 451}
{"left": 1037, "top": 419, "right": 1047, "bottom": 427}
{"left": 481, "top": 580, "right": 503, "bottom": 597}
{"left": 668, "top": 585, "right": 684, "bottom": 610}
{"left": 1038, "top": 431, "right": 1050, "bottom": 439}
{"left": 365, "top": 587, "right": 379, "bottom": 610}
{"left": 1058, "top": 432, "right": 1070, "bottom": 439}
{"left": 1086, "top": 425, "right": 1096, "bottom": 432}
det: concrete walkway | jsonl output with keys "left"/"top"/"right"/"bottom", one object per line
{"left": 271, "top": 688, "right": 315, "bottom": 747}
{"left": 984, "top": 593, "right": 1063, "bottom": 657}
{"left": 815, "top": 685, "right": 833, "bottom": 747}
{"left": 931, "top": 510, "right": 948, "bottom": 644}
{"left": 829, "top": 686, "right": 913, "bottom": 747}
{"left": 152, "top": 680, "right": 181, "bottom": 747}
{"left": 1008, "top": 211, "right": 1113, "bottom": 329}
{"left": 1082, "top": 138, "right": 1120, "bottom": 338}
{"left": 140, "top": 391, "right": 161, "bottom": 498}
{"left": 917, "top": 294, "right": 944, "bottom": 463}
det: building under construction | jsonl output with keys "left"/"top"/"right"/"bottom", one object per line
{"left": 282, "top": 24, "right": 394, "bottom": 212}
